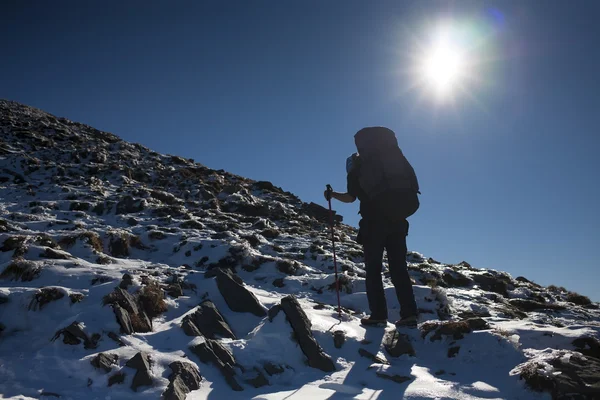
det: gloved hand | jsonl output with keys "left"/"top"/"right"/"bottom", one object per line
{"left": 324, "top": 185, "right": 334, "bottom": 201}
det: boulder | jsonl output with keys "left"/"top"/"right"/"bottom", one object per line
{"left": 515, "top": 351, "right": 600, "bottom": 399}
{"left": 191, "top": 339, "right": 242, "bottom": 391}
{"left": 383, "top": 330, "right": 415, "bottom": 357}
{"left": 280, "top": 295, "right": 335, "bottom": 372}
{"left": 91, "top": 353, "right": 118, "bottom": 373}
{"left": 163, "top": 361, "right": 202, "bottom": 400}
{"left": 126, "top": 352, "right": 153, "bottom": 392}
{"left": 212, "top": 268, "right": 267, "bottom": 317}
{"left": 187, "top": 301, "right": 236, "bottom": 340}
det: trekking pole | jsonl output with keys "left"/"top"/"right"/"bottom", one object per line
{"left": 325, "top": 184, "right": 342, "bottom": 319}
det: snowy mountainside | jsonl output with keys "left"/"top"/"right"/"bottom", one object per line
{"left": 0, "top": 99, "right": 599, "bottom": 400}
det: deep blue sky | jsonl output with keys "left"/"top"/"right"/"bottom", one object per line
{"left": 2, "top": 1, "right": 599, "bottom": 301}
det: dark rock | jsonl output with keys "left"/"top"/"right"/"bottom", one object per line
{"left": 509, "top": 299, "right": 566, "bottom": 312}
{"left": 91, "top": 353, "right": 118, "bottom": 373}
{"left": 108, "top": 372, "right": 126, "bottom": 387}
{"left": 126, "top": 217, "right": 138, "bottom": 226}
{"left": 374, "top": 371, "right": 412, "bottom": 384}
{"left": 303, "top": 202, "right": 342, "bottom": 224}
{"left": 191, "top": 339, "right": 242, "bottom": 391}
{"left": 272, "top": 278, "right": 285, "bottom": 288}
{"left": 126, "top": 352, "right": 153, "bottom": 392}
{"left": 244, "top": 367, "right": 269, "bottom": 388}
{"left": 163, "top": 361, "right": 202, "bottom": 400}
{"left": 69, "top": 293, "right": 84, "bottom": 304}
{"left": 190, "top": 301, "right": 236, "bottom": 339}
{"left": 358, "top": 348, "right": 389, "bottom": 365}
{"left": 30, "top": 287, "right": 64, "bottom": 310}
{"left": 181, "top": 316, "right": 203, "bottom": 337}
{"left": 263, "top": 362, "right": 285, "bottom": 376}
{"left": 51, "top": 321, "right": 97, "bottom": 349}
{"left": 107, "top": 331, "right": 126, "bottom": 347}
{"left": 40, "top": 247, "right": 72, "bottom": 260}
{"left": 448, "top": 346, "right": 460, "bottom": 358}
{"left": 116, "top": 196, "right": 145, "bottom": 215}
{"left": 517, "top": 351, "right": 600, "bottom": 399}
{"left": 471, "top": 273, "right": 510, "bottom": 296}
{"left": 333, "top": 330, "right": 346, "bottom": 349}
{"left": 421, "top": 320, "right": 474, "bottom": 341}
{"left": 442, "top": 271, "right": 472, "bottom": 287}
{"left": 119, "top": 274, "right": 133, "bottom": 289}
{"left": 383, "top": 330, "right": 415, "bottom": 357}
{"left": 113, "top": 304, "right": 134, "bottom": 334}
{"left": 212, "top": 268, "right": 267, "bottom": 317}
{"left": 276, "top": 260, "right": 298, "bottom": 275}
{"left": 167, "top": 283, "right": 184, "bottom": 298}
{"left": 268, "top": 304, "right": 282, "bottom": 322}
{"left": 280, "top": 295, "right": 335, "bottom": 372}
{"left": 573, "top": 337, "right": 600, "bottom": 359}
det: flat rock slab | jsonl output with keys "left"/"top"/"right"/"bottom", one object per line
{"left": 213, "top": 268, "right": 267, "bottom": 317}
{"left": 280, "top": 295, "right": 335, "bottom": 372}
{"left": 186, "top": 300, "right": 236, "bottom": 340}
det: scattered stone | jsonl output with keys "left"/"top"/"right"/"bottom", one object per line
{"left": 509, "top": 299, "right": 566, "bottom": 312}
{"left": 448, "top": 346, "right": 460, "bottom": 358}
{"left": 91, "top": 353, "right": 118, "bottom": 373}
{"left": 167, "top": 283, "right": 184, "bottom": 298}
{"left": 114, "top": 304, "right": 134, "bottom": 334}
{"left": 126, "top": 352, "right": 153, "bottom": 392}
{"left": 263, "top": 362, "right": 285, "bottom": 376}
{"left": 272, "top": 278, "right": 285, "bottom": 288}
{"left": 471, "top": 273, "right": 510, "bottom": 296}
{"left": 212, "top": 268, "right": 267, "bottom": 317}
{"left": 40, "top": 247, "right": 72, "bottom": 260}
{"left": 375, "top": 371, "right": 412, "bottom": 384}
{"left": 333, "top": 330, "right": 346, "bottom": 349}
{"left": 515, "top": 351, "right": 600, "bottom": 399}
{"left": 442, "top": 271, "right": 472, "bottom": 287}
{"left": 107, "top": 331, "right": 126, "bottom": 347}
{"left": 573, "top": 337, "right": 600, "bottom": 359}
{"left": 108, "top": 372, "right": 126, "bottom": 387}
{"left": 420, "top": 318, "right": 489, "bottom": 342}
{"left": 185, "top": 301, "right": 236, "bottom": 340}
{"left": 191, "top": 339, "right": 242, "bottom": 391}
{"left": 116, "top": 196, "right": 145, "bottom": 215}
{"left": 358, "top": 348, "right": 389, "bottom": 365}
{"left": 69, "top": 293, "right": 85, "bottom": 304}
{"left": 163, "top": 361, "right": 202, "bottom": 400}
{"left": 52, "top": 321, "right": 97, "bottom": 349}
{"left": 0, "top": 260, "right": 41, "bottom": 281}
{"left": 280, "top": 295, "right": 335, "bottom": 372}
{"left": 119, "top": 273, "right": 134, "bottom": 289}
{"left": 243, "top": 367, "right": 269, "bottom": 388}
{"left": 268, "top": 304, "right": 281, "bottom": 322}
{"left": 181, "top": 317, "right": 203, "bottom": 337}
{"left": 29, "top": 287, "right": 64, "bottom": 310}
{"left": 383, "top": 330, "right": 415, "bottom": 357}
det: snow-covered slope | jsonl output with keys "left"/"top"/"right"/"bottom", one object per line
{"left": 1, "top": 100, "right": 598, "bottom": 400}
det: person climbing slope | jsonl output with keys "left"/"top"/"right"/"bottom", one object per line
{"left": 325, "top": 127, "right": 421, "bottom": 327}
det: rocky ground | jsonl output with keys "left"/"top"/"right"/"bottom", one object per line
{"left": 1, "top": 100, "right": 599, "bottom": 399}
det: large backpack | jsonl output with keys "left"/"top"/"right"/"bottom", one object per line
{"left": 353, "top": 127, "right": 420, "bottom": 220}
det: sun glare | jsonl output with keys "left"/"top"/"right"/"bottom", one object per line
{"left": 422, "top": 39, "right": 465, "bottom": 95}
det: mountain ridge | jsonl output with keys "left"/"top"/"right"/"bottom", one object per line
{"left": 1, "top": 99, "right": 598, "bottom": 400}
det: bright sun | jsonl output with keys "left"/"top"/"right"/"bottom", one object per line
{"left": 422, "top": 40, "right": 465, "bottom": 95}
{"left": 407, "top": 23, "right": 477, "bottom": 103}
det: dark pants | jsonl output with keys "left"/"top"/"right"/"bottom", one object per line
{"left": 359, "top": 218, "right": 417, "bottom": 320}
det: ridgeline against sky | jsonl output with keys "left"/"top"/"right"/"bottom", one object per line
{"left": 1, "top": 1, "right": 598, "bottom": 301}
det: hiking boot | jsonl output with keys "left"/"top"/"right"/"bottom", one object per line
{"left": 395, "top": 315, "right": 418, "bottom": 328}
{"left": 360, "top": 317, "right": 387, "bottom": 327}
